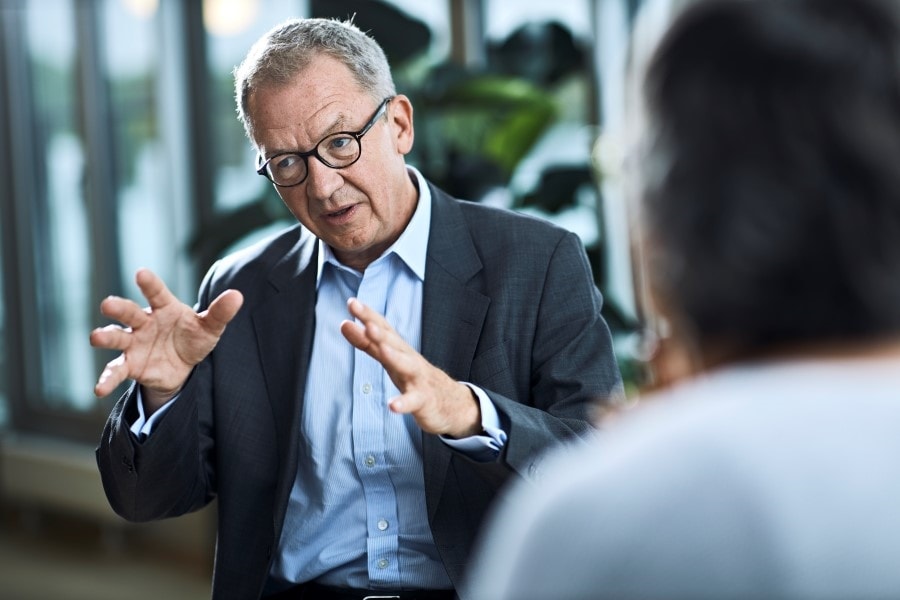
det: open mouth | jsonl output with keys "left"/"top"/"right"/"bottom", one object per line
{"left": 329, "top": 206, "right": 353, "bottom": 217}
{"left": 323, "top": 204, "right": 358, "bottom": 224}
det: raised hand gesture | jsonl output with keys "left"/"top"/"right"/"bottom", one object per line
{"left": 340, "top": 298, "right": 482, "bottom": 438}
{"left": 90, "top": 268, "right": 243, "bottom": 412}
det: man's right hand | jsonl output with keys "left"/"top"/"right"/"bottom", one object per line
{"left": 90, "top": 268, "right": 243, "bottom": 414}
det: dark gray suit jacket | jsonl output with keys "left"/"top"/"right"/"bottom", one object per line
{"left": 96, "top": 183, "right": 622, "bottom": 599}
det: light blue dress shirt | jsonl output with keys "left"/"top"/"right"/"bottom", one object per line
{"left": 268, "top": 167, "right": 505, "bottom": 589}
{"left": 132, "top": 167, "right": 506, "bottom": 589}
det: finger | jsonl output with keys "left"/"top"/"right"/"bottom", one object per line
{"left": 344, "top": 298, "right": 423, "bottom": 385}
{"left": 340, "top": 319, "right": 375, "bottom": 354}
{"left": 201, "top": 289, "right": 244, "bottom": 333}
{"left": 89, "top": 324, "right": 133, "bottom": 351}
{"left": 347, "top": 298, "right": 415, "bottom": 355}
{"left": 388, "top": 392, "right": 422, "bottom": 414}
{"left": 99, "top": 296, "right": 150, "bottom": 329}
{"left": 135, "top": 268, "right": 179, "bottom": 311}
{"left": 346, "top": 297, "right": 392, "bottom": 333}
{"left": 340, "top": 316, "right": 403, "bottom": 365}
{"left": 94, "top": 354, "right": 129, "bottom": 397}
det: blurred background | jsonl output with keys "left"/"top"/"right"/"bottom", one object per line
{"left": 0, "top": 0, "right": 678, "bottom": 596}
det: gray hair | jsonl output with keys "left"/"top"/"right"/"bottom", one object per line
{"left": 233, "top": 17, "right": 396, "bottom": 140}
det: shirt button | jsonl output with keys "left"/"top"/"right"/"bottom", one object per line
{"left": 377, "top": 519, "right": 389, "bottom": 531}
{"left": 365, "top": 455, "right": 376, "bottom": 467}
{"left": 362, "top": 383, "right": 372, "bottom": 394}
{"left": 377, "top": 558, "right": 389, "bottom": 569}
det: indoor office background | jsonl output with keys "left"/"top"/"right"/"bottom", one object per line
{"left": 0, "top": 0, "right": 653, "bottom": 597}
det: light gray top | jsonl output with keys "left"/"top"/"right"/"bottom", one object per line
{"left": 466, "top": 356, "right": 900, "bottom": 600}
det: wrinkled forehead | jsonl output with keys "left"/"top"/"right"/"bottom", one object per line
{"left": 247, "top": 78, "right": 379, "bottom": 155}
{"left": 246, "top": 56, "right": 368, "bottom": 128}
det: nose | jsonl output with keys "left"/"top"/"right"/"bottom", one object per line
{"left": 304, "top": 155, "right": 344, "bottom": 201}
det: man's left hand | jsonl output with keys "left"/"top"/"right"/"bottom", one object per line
{"left": 340, "top": 298, "right": 482, "bottom": 438}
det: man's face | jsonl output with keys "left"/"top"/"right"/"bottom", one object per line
{"left": 249, "top": 54, "right": 416, "bottom": 272}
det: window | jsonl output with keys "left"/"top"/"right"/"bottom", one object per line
{"left": 1, "top": 0, "right": 197, "bottom": 438}
{"left": 0, "top": 222, "right": 6, "bottom": 429}
{"left": 102, "top": 0, "right": 190, "bottom": 301}
{"left": 483, "top": 0, "right": 598, "bottom": 233}
{"left": 193, "top": 0, "right": 305, "bottom": 261}
{"left": 14, "top": 0, "right": 188, "bottom": 422}
{"left": 205, "top": 0, "right": 304, "bottom": 214}
{"left": 24, "top": 0, "right": 97, "bottom": 411}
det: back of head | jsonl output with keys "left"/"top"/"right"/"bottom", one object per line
{"left": 234, "top": 17, "right": 396, "bottom": 140}
{"left": 638, "top": 0, "right": 900, "bottom": 362}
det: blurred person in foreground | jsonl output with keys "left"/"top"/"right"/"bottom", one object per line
{"left": 464, "top": 0, "right": 900, "bottom": 598}
{"left": 89, "top": 16, "right": 622, "bottom": 600}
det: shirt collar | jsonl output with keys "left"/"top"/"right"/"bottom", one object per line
{"left": 316, "top": 165, "right": 431, "bottom": 286}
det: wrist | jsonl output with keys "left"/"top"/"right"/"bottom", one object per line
{"left": 446, "top": 384, "right": 483, "bottom": 439}
{"left": 141, "top": 385, "right": 181, "bottom": 416}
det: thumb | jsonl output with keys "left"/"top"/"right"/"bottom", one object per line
{"left": 202, "top": 289, "right": 244, "bottom": 333}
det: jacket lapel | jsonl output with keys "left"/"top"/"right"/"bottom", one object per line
{"left": 251, "top": 229, "right": 318, "bottom": 533}
{"left": 421, "top": 186, "right": 490, "bottom": 521}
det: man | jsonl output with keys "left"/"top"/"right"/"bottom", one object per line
{"left": 91, "top": 17, "right": 622, "bottom": 600}
{"left": 464, "top": 0, "right": 900, "bottom": 598}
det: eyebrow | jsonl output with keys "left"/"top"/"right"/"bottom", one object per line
{"left": 263, "top": 112, "right": 353, "bottom": 159}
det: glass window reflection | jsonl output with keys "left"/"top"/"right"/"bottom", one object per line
{"left": 0, "top": 222, "right": 6, "bottom": 429}
{"left": 205, "top": 0, "right": 304, "bottom": 213}
{"left": 101, "top": 0, "right": 181, "bottom": 303}
{"left": 25, "top": 0, "right": 96, "bottom": 410}
{"left": 198, "top": 0, "right": 305, "bottom": 258}
{"left": 482, "top": 0, "right": 600, "bottom": 244}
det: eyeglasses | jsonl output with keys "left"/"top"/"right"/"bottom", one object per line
{"left": 256, "top": 96, "right": 394, "bottom": 188}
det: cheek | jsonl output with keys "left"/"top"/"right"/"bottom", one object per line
{"left": 276, "top": 189, "right": 310, "bottom": 219}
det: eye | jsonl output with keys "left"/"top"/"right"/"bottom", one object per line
{"left": 326, "top": 135, "right": 354, "bottom": 152}
{"left": 275, "top": 154, "right": 301, "bottom": 170}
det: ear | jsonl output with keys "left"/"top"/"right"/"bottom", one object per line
{"left": 388, "top": 94, "right": 415, "bottom": 155}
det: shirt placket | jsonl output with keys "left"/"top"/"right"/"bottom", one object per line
{"left": 351, "top": 258, "right": 402, "bottom": 586}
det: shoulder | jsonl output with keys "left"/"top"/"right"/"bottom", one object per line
{"left": 438, "top": 185, "right": 569, "bottom": 232}
{"left": 486, "top": 374, "right": 772, "bottom": 555}
{"left": 200, "top": 223, "right": 315, "bottom": 293}
{"left": 428, "top": 182, "right": 579, "bottom": 257}
{"left": 467, "top": 381, "right": 765, "bottom": 600}
{"left": 473, "top": 361, "right": 900, "bottom": 598}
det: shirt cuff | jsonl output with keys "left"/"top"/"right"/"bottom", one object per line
{"left": 129, "top": 387, "right": 179, "bottom": 439}
{"left": 440, "top": 383, "right": 508, "bottom": 462}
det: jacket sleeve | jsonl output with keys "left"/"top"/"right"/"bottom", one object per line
{"left": 473, "top": 230, "right": 623, "bottom": 488}
{"left": 95, "top": 266, "right": 224, "bottom": 523}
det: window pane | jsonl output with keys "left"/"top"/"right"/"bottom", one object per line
{"left": 0, "top": 221, "right": 6, "bottom": 429}
{"left": 381, "top": 0, "right": 451, "bottom": 60}
{"left": 485, "top": 0, "right": 593, "bottom": 122}
{"left": 25, "top": 0, "right": 97, "bottom": 410}
{"left": 195, "top": 0, "right": 304, "bottom": 257}
{"left": 482, "top": 0, "right": 599, "bottom": 243}
{"left": 205, "top": 0, "right": 306, "bottom": 213}
{"left": 101, "top": 0, "right": 184, "bottom": 302}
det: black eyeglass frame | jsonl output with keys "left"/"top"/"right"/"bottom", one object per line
{"left": 256, "top": 96, "right": 395, "bottom": 188}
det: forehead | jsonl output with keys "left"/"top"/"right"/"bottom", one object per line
{"left": 248, "top": 55, "right": 372, "bottom": 148}
{"left": 294, "top": 53, "right": 361, "bottom": 93}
